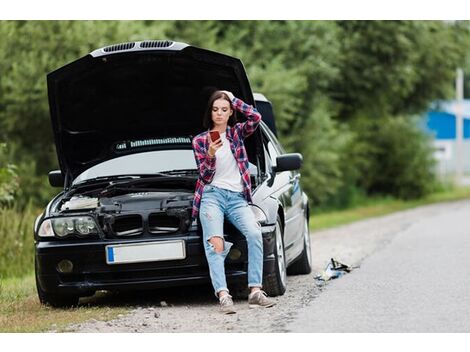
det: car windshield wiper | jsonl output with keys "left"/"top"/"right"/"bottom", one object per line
{"left": 68, "top": 172, "right": 197, "bottom": 197}
{"left": 158, "top": 169, "right": 199, "bottom": 175}
{"left": 73, "top": 175, "right": 142, "bottom": 187}
{"left": 97, "top": 173, "right": 197, "bottom": 197}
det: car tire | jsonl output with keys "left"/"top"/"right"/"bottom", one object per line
{"left": 287, "top": 215, "right": 312, "bottom": 275}
{"left": 263, "top": 216, "right": 287, "bottom": 296}
{"left": 35, "top": 260, "right": 79, "bottom": 308}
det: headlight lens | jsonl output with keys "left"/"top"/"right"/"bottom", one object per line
{"left": 250, "top": 205, "right": 267, "bottom": 223}
{"left": 50, "top": 216, "right": 98, "bottom": 237}
{"left": 52, "top": 218, "right": 75, "bottom": 237}
{"left": 75, "top": 217, "right": 98, "bottom": 235}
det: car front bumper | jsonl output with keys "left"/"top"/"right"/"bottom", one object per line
{"left": 35, "top": 226, "right": 276, "bottom": 296}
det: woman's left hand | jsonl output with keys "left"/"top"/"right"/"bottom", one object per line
{"left": 221, "top": 90, "right": 235, "bottom": 101}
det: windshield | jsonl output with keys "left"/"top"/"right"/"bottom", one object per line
{"left": 73, "top": 149, "right": 197, "bottom": 185}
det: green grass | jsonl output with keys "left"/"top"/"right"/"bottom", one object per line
{"left": 0, "top": 205, "right": 128, "bottom": 332}
{"left": 310, "top": 185, "right": 470, "bottom": 232}
{"left": 0, "top": 204, "right": 38, "bottom": 279}
{"left": 0, "top": 274, "right": 128, "bottom": 332}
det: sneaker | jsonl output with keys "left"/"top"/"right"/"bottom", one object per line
{"left": 219, "top": 294, "right": 236, "bottom": 314}
{"left": 248, "top": 290, "right": 276, "bottom": 308}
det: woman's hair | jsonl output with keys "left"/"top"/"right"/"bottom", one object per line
{"left": 202, "top": 90, "right": 237, "bottom": 129}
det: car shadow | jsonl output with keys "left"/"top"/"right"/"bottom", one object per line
{"left": 78, "top": 284, "right": 217, "bottom": 308}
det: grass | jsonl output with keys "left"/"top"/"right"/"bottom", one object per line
{"left": 310, "top": 185, "right": 470, "bottom": 232}
{"left": 0, "top": 204, "right": 38, "bottom": 278}
{"left": 0, "top": 274, "right": 128, "bottom": 333}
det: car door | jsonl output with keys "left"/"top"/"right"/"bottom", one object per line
{"left": 261, "top": 124, "right": 303, "bottom": 262}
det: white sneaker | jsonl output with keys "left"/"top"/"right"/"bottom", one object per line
{"left": 219, "top": 294, "right": 236, "bottom": 314}
{"left": 248, "top": 290, "right": 276, "bottom": 308}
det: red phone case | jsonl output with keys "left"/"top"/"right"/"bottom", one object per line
{"left": 210, "top": 131, "right": 220, "bottom": 141}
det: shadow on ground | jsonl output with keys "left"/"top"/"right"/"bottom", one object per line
{"left": 78, "top": 283, "right": 219, "bottom": 308}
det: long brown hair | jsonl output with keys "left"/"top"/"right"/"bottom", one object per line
{"left": 202, "top": 90, "right": 237, "bottom": 129}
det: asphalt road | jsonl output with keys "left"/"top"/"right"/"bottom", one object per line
{"left": 287, "top": 199, "right": 470, "bottom": 332}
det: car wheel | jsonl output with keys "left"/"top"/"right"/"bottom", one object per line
{"left": 35, "top": 260, "right": 79, "bottom": 308}
{"left": 287, "top": 214, "right": 312, "bottom": 275}
{"left": 263, "top": 216, "right": 287, "bottom": 296}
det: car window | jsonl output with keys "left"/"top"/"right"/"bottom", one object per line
{"left": 73, "top": 149, "right": 197, "bottom": 184}
{"left": 260, "top": 125, "right": 279, "bottom": 169}
{"left": 262, "top": 122, "right": 286, "bottom": 155}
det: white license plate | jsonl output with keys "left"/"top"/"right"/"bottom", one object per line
{"left": 105, "top": 240, "right": 186, "bottom": 265}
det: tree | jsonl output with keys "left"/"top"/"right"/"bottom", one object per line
{"left": 332, "top": 21, "right": 470, "bottom": 120}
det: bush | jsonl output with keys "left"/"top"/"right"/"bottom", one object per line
{"left": 0, "top": 143, "right": 19, "bottom": 205}
{"left": 282, "top": 98, "right": 349, "bottom": 206}
{"left": 355, "top": 115, "right": 438, "bottom": 199}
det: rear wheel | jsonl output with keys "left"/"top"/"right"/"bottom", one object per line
{"left": 287, "top": 215, "right": 312, "bottom": 275}
{"left": 263, "top": 217, "right": 287, "bottom": 296}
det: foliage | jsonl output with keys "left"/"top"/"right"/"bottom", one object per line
{"left": 0, "top": 20, "right": 469, "bottom": 210}
{"left": 0, "top": 143, "right": 19, "bottom": 205}
{"left": 353, "top": 115, "right": 438, "bottom": 199}
{"left": 332, "top": 21, "right": 470, "bottom": 120}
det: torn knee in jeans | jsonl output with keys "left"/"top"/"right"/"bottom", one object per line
{"left": 208, "top": 236, "right": 225, "bottom": 254}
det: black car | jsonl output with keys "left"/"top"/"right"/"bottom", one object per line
{"left": 34, "top": 40, "right": 312, "bottom": 307}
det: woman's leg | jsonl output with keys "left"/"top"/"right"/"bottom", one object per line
{"left": 200, "top": 188, "right": 233, "bottom": 297}
{"left": 225, "top": 194, "right": 263, "bottom": 290}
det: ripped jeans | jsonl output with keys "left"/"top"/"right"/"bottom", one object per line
{"left": 199, "top": 184, "right": 263, "bottom": 297}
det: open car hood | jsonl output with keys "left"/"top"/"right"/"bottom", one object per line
{"left": 47, "top": 40, "right": 254, "bottom": 185}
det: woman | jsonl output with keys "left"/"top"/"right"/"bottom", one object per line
{"left": 191, "top": 90, "right": 276, "bottom": 314}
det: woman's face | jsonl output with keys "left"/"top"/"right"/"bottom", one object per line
{"left": 211, "top": 98, "right": 232, "bottom": 128}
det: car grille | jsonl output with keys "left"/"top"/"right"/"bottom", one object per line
{"left": 111, "top": 215, "right": 143, "bottom": 236}
{"left": 103, "top": 42, "right": 136, "bottom": 52}
{"left": 148, "top": 213, "right": 180, "bottom": 234}
{"left": 104, "top": 211, "right": 190, "bottom": 238}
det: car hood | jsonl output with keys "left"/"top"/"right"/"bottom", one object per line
{"left": 47, "top": 40, "right": 254, "bottom": 185}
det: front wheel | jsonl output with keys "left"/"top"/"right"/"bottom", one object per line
{"left": 287, "top": 215, "right": 312, "bottom": 275}
{"left": 263, "top": 217, "right": 287, "bottom": 296}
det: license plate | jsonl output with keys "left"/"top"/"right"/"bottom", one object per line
{"left": 105, "top": 240, "right": 186, "bottom": 265}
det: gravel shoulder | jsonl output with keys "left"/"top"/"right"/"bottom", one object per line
{"left": 62, "top": 199, "right": 467, "bottom": 333}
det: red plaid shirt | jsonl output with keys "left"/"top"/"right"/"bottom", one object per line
{"left": 191, "top": 97, "right": 262, "bottom": 221}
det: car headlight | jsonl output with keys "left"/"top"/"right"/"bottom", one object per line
{"left": 38, "top": 219, "right": 54, "bottom": 238}
{"left": 52, "top": 218, "right": 75, "bottom": 237}
{"left": 75, "top": 217, "right": 98, "bottom": 235}
{"left": 38, "top": 216, "right": 99, "bottom": 238}
{"left": 250, "top": 205, "right": 267, "bottom": 223}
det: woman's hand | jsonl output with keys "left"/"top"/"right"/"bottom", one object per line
{"left": 221, "top": 90, "right": 235, "bottom": 101}
{"left": 207, "top": 133, "right": 223, "bottom": 157}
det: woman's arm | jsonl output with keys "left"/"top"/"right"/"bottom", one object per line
{"left": 192, "top": 135, "right": 216, "bottom": 183}
{"left": 223, "top": 91, "right": 262, "bottom": 139}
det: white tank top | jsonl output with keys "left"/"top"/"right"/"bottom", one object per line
{"left": 210, "top": 132, "right": 244, "bottom": 192}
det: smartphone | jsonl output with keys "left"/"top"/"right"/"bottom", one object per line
{"left": 209, "top": 130, "right": 220, "bottom": 142}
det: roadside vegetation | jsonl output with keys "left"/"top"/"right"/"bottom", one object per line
{"left": 0, "top": 275, "right": 128, "bottom": 332}
{"left": 311, "top": 184, "right": 470, "bottom": 232}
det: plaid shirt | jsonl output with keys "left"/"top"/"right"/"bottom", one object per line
{"left": 191, "top": 97, "right": 262, "bottom": 221}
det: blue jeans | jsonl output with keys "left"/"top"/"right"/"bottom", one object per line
{"left": 199, "top": 184, "right": 263, "bottom": 296}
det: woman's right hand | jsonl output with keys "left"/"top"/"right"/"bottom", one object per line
{"left": 208, "top": 134, "right": 223, "bottom": 157}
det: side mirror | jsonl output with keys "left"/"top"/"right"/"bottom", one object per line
{"left": 267, "top": 153, "right": 303, "bottom": 187}
{"left": 49, "top": 170, "right": 64, "bottom": 187}
{"left": 274, "top": 153, "right": 303, "bottom": 172}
